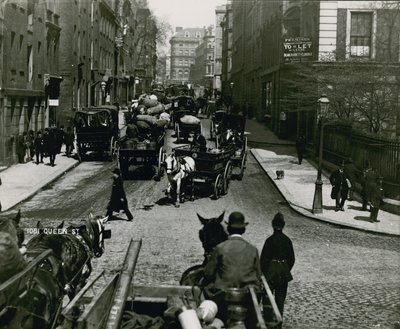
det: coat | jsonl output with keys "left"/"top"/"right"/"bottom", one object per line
{"left": 107, "top": 175, "right": 128, "bottom": 212}
{"left": 260, "top": 230, "right": 295, "bottom": 285}
{"left": 203, "top": 235, "right": 261, "bottom": 294}
{"left": 329, "top": 169, "right": 350, "bottom": 199}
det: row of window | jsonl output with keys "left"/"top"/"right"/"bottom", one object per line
{"left": 171, "top": 70, "right": 190, "bottom": 78}
{"left": 174, "top": 59, "right": 195, "bottom": 66}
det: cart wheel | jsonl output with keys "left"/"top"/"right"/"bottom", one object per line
{"left": 238, "top": 153, "right": 246, "bottom": 181}
{"left": 176, "top": 124, "right": 181, "bottom": 140}
{"left": 77, "top": 143, "right": 86, "bottom": 162}
{"left": 109, "top": 136, "right": 116, "bottom": 161}
{"left": 213, "top": 174, "right": 224, "bottom": 200}
{"left": 223, "top": 161, "right": 232, "bottom": 194}
{"left": 155, "top": 148, "right": 165, "bottom": 180}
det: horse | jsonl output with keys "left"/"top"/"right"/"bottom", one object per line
{"left": 164, "top": 153, "right": 195, "bottom": 207}
{"left": 180, "top": 212, "right": 228, "bottom": 286}
{"left": 0, "top": 213, "right": 110, "bottom": 329}
{"left": 25, "top": 214, "right": 110, "bottom": 300}
{"left": 0, "top": 211, "right": 27, "bottom": 285}
{"left": 0, "top": 210, "right": 24, "bottom": 249}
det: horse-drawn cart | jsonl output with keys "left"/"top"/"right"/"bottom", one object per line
{"left": 74, "top": 105, "right": 120, "bottom": 161}
{"left": 117, "top": 130, "right": 166, "bottom": 180}
{"left": 217, "top": 113, "right": 248, "bottom": 180}
{"left": 210, "top": 110, "right": 226, "bottom": 141}
{"left": 174, "top": 145, "right": 235, "bottom": 199}
{"left": 60, "top": 239, "right": 282, "bottom": 329}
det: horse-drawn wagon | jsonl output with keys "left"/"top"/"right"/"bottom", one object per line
{"left": 170, "top": 95, "right": 198, "bottom": 127}
{"left": 218, "top": 113, "right": 248, "bottom": 180}
{"left": 117, "top": 127, "right": 166, "bottom": 180}
{"left": 74, "top": 105, "right": 121, "bottom": 161}
{"left": 173, "top": 144, "right": 235, "bottom": 200}
{"left": 60, "top": 239, "right": 282, "bottom": 329}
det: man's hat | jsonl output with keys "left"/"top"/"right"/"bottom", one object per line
{"left": 112, "top": 168, "right": 121, "bottom": 175}
{"left": 225, "top": 212, "right": 248, "bottom": 228}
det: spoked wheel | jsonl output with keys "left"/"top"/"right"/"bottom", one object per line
{"left": 155, "top": 147, "right": 165, "bottom": 181}
{"left": 223, "top": 160, "right": 232, "bottom": 194}
{"left": 213, "top": 174, "right": 224, "bottom": 200}
{"left": 238, "top": 154, "right": 246, "bottom": 181}
{"left": 77, "top": 143, "right": 86, "bottom": 162}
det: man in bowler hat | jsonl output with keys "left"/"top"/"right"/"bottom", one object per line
{"left": 261, "top": 212, "right": 295, "bottom": 328}
{"left": 203, "top": 212, "right": 261, "bottom": 319}
{"left": 105, "top": 168, "right": 133, "bottom": 221}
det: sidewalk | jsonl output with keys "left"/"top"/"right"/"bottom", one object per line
{"left": 245, "top": 119, "right": 400, "bottom": 236}
{"left": 0, "top": 154, "right": 79, "bottom": 212}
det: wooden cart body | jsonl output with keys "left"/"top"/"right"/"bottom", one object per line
{"left": 117, "top": 131, "right": 166, "bottom": 180}
{"left": 60, "top": 239, "right": 282, "bottom": 329}
{"left": 174, "top": 145, "right": 235, "bottom": 199}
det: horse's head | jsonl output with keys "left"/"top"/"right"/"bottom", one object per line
{"left": 0, "top": 210, "right": 24, "bottom": 248}
{"left": 197, "top": 212, "right": 228, "bottom": 256}
{"left": 164, "top": 154, "right": 180, "bottom": 176}
{"left": 85, "top": 214, "right": 111, "bottom": 257}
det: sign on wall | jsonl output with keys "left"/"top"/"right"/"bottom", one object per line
{"left": 283, "top": 37, "right": 313, "bottom": 62}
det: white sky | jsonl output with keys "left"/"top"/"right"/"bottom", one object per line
{"left": 148, "top": 0, "right": 228, "bottom": 29}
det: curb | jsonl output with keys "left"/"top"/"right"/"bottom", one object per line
{"left": 4, "top": 160, "right": 80, "bottom": 212}
{"left": 250, "top": 149, "right": 399, "bottom": 236}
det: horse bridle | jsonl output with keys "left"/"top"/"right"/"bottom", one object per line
{"left": 166, "top": 156, "right": 181, "bottom": 175}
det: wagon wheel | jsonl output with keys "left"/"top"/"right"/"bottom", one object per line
{"left": 109, "top": 136, "right": 116, "bottom": 161}
{"left": 155, "top": 147, "right": 165, "bottom": 181}
{"left": 223, "top": 160, "right": 233, "bottom": 194}
{"left": 213, "top": 174, "right": 224, "bottom": 200}
{"left": 238, "top": 153, "right": 247, "bottom": 181}
{"left": 77, "top": 143, "right": 86, "bottom": 162}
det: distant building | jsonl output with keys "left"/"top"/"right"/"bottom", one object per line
{"left": 214, "top": 5, "right": 226, "bottom": 93}
{"left": 169, "top": 27, "right": 204, "bottom": 85}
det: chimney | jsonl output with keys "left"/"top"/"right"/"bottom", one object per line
{"left": 175, "top": 27, "right": 183, "bottom": 32}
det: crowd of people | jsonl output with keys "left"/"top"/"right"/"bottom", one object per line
{"left": 15, "top": 126, "right": 75, "bottom": 166}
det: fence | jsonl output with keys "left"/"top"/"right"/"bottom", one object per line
{"left": 323, "top": 125, "right": 400, "bottom": 199}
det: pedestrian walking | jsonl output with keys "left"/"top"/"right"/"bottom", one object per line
{"left": 56, "top": 125, "right": 65, "bottom": 154}
{"left": 343, "top": 158, "right": 358, "bottom": 201}
{"left": 203, "top": 211, "right": 261, "bottom": 322}
{"left": 34, "top": 131, "right": 44, "bottom": 164}
{"left": 28, "top": 130, "right": 35, "bottom": 161}
{"left": 329, "top": 163, "right": 351, "bottom": 211}
{"left": 368, "top": 177, "right": 382, "bottom": 222}
{"left": 43, "top": 127, "right": 58, "bottom": 166}
{"left": 15, "top": 133, "right": 26, "bottom": 163}
{"left": 361, "top": 161, "right": 377, "bottom": 211}
{"left": 64, "top": 126, "right": 74, "bottom": 157}
{"left": 260, "top": 212, "right": 295, "bottom": 328}
{"left": 105, "top": 168, "right": 133, "bottom": 221}
{"left": 295, "top": 135, "right": 306, "bottom": 165}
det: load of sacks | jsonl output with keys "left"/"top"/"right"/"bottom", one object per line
{"left": 122, "top": 94, "right": 170, "bottom": 149}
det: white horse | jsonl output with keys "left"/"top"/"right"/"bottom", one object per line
{"left": 164, "top": 154, "right": 195, "bottom": 207}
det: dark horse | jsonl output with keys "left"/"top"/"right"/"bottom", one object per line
{"left": 26, "top": 214, "right": 110, "bottom": 299}
{"left": 0, "top": 210, "right": 26, "bottom": 285}
{"left": 0, "top": 214, "right": 110, "bottom": 329}
{"left": 180, "top": 212, "right": 228, "bottom": 286}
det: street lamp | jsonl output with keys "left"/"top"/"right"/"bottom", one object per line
{"left": 312, "top": 94, "right": 330, "bottom": 214}
{"left": 229, "top": 81, "right": 234, "bottom": 111}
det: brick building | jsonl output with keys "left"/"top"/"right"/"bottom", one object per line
{"left": 214, "top": 5, "right": 226, "bottom": 93}
{"left": 0, "top": 0, "right": 61, "bottom": 165}
{"left": 169, "top": 27, "right": 204, "bottom": 85}
{"left": 230, "top": 0, "right": 400, "bottom": 139}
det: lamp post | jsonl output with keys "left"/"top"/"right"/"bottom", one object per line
{"left": 229, "top": 81, "right": 234, "bottom": 111}
{"left": 312, "top": 94, "right": 330, "bottom": 214}
{"left": 133, "top": 77, "right": 140, "bottom": 100}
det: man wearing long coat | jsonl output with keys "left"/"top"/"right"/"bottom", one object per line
{"left": 329, "top": 165, "right": 350, "bottom": 211}
{"left": 105, "top": 168, "right": 133, "bottom": 221}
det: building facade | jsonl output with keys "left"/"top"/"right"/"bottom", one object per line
{"left": 0, "top": 0, "right": 61, "bottom": 165}
{"left": 220, "top": 2, "right": 233, "bottom": 97}
{"left": 214, "top": 5, "right": 226, "bottom": 93}
{"left": 230, "top": 0, "right": 400, "bottom": 139}
{"left": 169, "top": 27, "right": 204, "bottom": 85}
{"left": 0, "top": 0, "right": 159, "bottom": 166}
